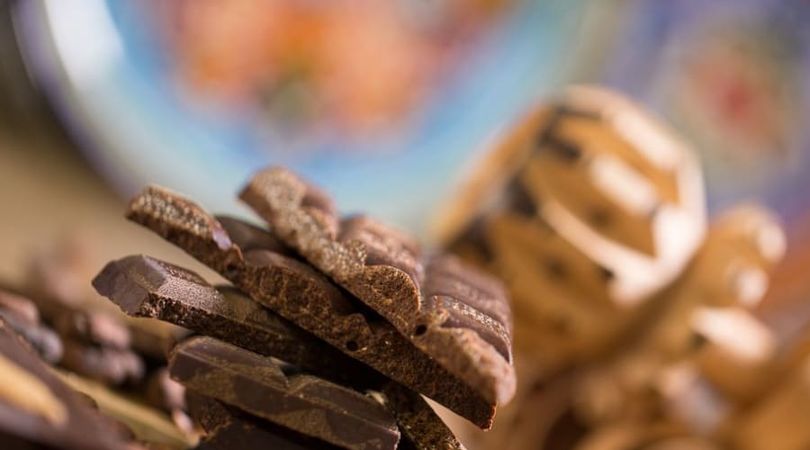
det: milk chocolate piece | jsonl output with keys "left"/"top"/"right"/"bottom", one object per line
{"left": 93, "top": 255, "right": 377, "bottom": 387}
{"left": 239, "top": 168, "right": 514, "bottom": 406}
{"left": 188, "top": 394, "right": 342, "bottom": 450}
{"left": 170, "top": 336, "right": 400, "bottom": 450}
{"left": 125, "top": 187, "right": 499, "bottom": 427}
{"left": 0, "top": 318, "right": 134, "bottom": 450}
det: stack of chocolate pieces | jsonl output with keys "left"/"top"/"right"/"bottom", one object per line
{"left": 94, "top": 166, "right": 516, "bottom": 449}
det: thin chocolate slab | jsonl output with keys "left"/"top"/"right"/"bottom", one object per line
{"left": 239, "top": 167, "right": 515, "bottom": 406}
{"left": 188, "top": 394, "right": 342, "bottom": 450}
{"left": 93, "top": 254, "right": 379, "bottom": 388}
{"left": 170, "top": 336, "right": 400, "bottom": 450}
{"left": 124, "top": 186, "right": 498, "bottom": 427}
{"left": 0, "top": 318, "right": 134, "bottom": 450}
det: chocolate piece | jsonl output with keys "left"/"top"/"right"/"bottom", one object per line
{"left": 380, "top": 384, "right": 467, "bottom": 450}
{"left": 170, "top": 336, "right": 400, "bottom": 450}
{"left": 56, "top": 369, "right": 198, "bottom": 449}
{"left": 53, "top": 310, "right": 131, "bottom": 350}
{"left": 0, "top": 318, "right": 134, "bottom": 450}
{"left": 145, "top": 368, "right": 186, "bottom": 412}
{"left": 124, "top": 187, "right": 498, "bottom": 427}
{"left": 239, "top": 168, "right": 514, "bottom": 405}
{"left": 188, "top": 394, "right": 342, "bottom": 450}
{"left": 0, "top": 312, "right": 63, "bottom": 363}
{"left": 93, "top": 255, "right": 378, "bottom": 388}
{"left": 60, "top": 339, "right": 144, "bottom": 385}
{"left": 0, "top": 289, "right": 40, "bottom": 324}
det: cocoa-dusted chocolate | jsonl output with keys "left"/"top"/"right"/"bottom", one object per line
{"left": 0, "top": 318, "right": 135, "bottom": 450}
{"left": 125, "top": 187, "right": 500, "bottom": 428}
{"left": 239, "top": 167, "right": 515, "bottom": 407}
{"left": 188, "top": 394, "right": 341, "bottom": 450}
{"left": 170, "top": 336, "right": 401, "bottom": 450}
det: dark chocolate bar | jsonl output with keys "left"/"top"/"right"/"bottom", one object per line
{"left": 0, "top": 318, "right": 134, "bottom": 450}
{"left": 170, "top": 336, "right": 400, "bottom": 450}
{"left": 125, "top": 186, "right": 499, "bottom": 427}
{"left": 239, "top": 168, "right": 515, "bottom": 406}
{"left": 188, "top": 394, "right": 342, "bottom": 450}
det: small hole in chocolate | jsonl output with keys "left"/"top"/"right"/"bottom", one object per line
{"left": 545, "top": 258, "right": 568, "bottom": 279}
{"left": 345, "top": 341, "right": 359, "bottom": 351}
{"left": 413, "top": 325, "right": 428, "bottom": 337}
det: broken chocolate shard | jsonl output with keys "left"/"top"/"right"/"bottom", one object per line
{"left": 125, "top": 187, "right": 499, "bottom": 428}
{"left": 188, "top": 394, "right": 342, "bottom": 450}
{"left": 239, "top": 167, "right": 515, "bottom": 406}
{"left": 380, "top": 383, "right": 467, "bottom": 450}
{"left": 92, "top": 254, "right": 376, "bottom": 388}
{"left": 170, "top": 336, "right": 400, "bottom": 450}
{"left": 0, "top": 318, "right": 134, "bottom": 450}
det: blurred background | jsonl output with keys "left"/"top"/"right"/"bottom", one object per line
{"left": 1, "top": 0, "right": 809, "bottom": 381}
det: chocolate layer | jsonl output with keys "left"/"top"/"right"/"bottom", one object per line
{"left": 239, "top": 168, "right": 515, "bottom": 407}
{"left": 188, "top": 394, "right": 341, "bottom": 450}
{"left": 125, "top": 186, "right": 498, "bottom": 427}
{"left": 93, "top": 254, "right": 373, "bottom": 387}
{"left": 170, "top": 336, "right": 400, "bottom": 450}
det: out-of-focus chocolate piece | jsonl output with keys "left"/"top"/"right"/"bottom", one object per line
{"left": 60, "top": 339, "right": 144, "bottom": 385}
{"left": 0, "top": 313, "right": 63, "bottom": 363}
{"left": 0, "top": 289, "right": 40, "bottom": 324}
{"left": 0, "top": 290, "right": 63, "bottom": 363}
{"left": 239, "top": 168, "right": 515, "bottom": 407}
{"left": 93, "top": 255, "right": 378, "bottom": 387}
{"left": 145, "top": 368, "right": 186, "bottom": 413}
{"left": 188, "top": 394, "right": 342, "bottom": 450}
{"left": 124, "top": 187, "right": 499, "bottom": 428}
{"left": 170, "top": 336, "right": 400, "bottom": 450}
{"left": 56, "top": 369, "right": 198, "bottom": 450}
{"left": 54, "top": 310, "right": 132, "bottom": 350}
{"left": 0, "top": 318, "right": 134, "bottom": 450}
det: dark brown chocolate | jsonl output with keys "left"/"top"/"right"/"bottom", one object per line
{"left": 53, "top": 310, "right": 131, "bottom": 350}
{"left": 188, "top": 394, "right": 342, "bottom": 450}
{"left": 170, "top": 336, "right": 400, "bottom": 450}
{"left": 93, "top": 254, "right": 378, "bottom": 387}
{"left": 59, "top": 339, "right": 144, "bottom": 385}
{"left": 93, "top": 255, "right": 465, "bottom": 447}
{"left": 0, "top": 290, "right": 63, "bottom": 363}
{"left": 239, "top": 168, "right": 515, "bottom": 406}
{"left": 0, "top": 318, "right": 134, "bottom": 450}
{"left": 124, "top": 186, "right": 499, "bottom": 427}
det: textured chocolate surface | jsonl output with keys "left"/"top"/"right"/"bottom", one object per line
{"left": 381, "top": 384, "right": 467, "bottom": 450}
{"left": 188, "top": 394, "right": 342, "bottom": 450}
{"left": 124, "top": 186, "right": 498, "bottom": 428}
{"left": 94, "top": 255, "right": 464, "bottom": 448}
{"left": 239, "top": 167, "right": 515, "bottom": 406}
{"left": 93, "top": 254, "right": 379, "bottom": 387}
{"left": 170, "top": 336, "right": 400, "bottom": 450}
{"left": 0, "top": 318, "right": 134, "bottom": 450}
